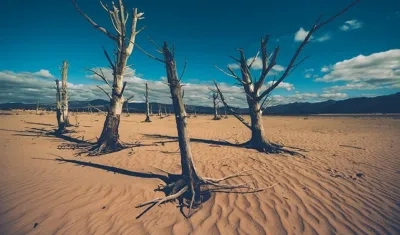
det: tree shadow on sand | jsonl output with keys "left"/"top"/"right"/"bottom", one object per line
{"left": 32, "top": 156, "right": 211, "bottom": 219}
{"left": 2, "top": 127, "right": 92, "bottom": 145}
{"left": 23, "top": 121, "right": 56, "bottom": 127}
{"left": 145, "top": 133, "right": 240, "bottom": 147}
{"left": 4, "top": 126, "right": 148, "bottom": 156}
{"left": 144, "top": 133, "right": 307, "bottom": 156}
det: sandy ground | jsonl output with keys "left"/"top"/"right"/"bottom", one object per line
{"left": 0, "top": 111, "right": 399, "bottom": 235}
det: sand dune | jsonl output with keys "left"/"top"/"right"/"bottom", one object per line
{"left": 0, "top": 112, "right": 399, "bottom": 235}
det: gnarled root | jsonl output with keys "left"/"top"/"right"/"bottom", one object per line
{"left": 136, "top": 170, "right": 278, "bottom": 218}
{"left": 87, "top": 139, "right": 124, "bottom": 156}
{"left": 241, "top": 140, "right": 306, "bottom": 158}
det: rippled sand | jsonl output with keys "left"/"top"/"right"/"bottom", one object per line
{"left": 1, "top": 112, "right": 399, "bottom": 234}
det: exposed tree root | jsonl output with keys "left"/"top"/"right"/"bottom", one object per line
{"left": 240, "top": 140, "right": 306, "bottom": 158}
{"left": 136, "top": 170, "right": 277, "bottom": 218}
{"left": 86, "top": 140, "right": 125, "bottom": 156}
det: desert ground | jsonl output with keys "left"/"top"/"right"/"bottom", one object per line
{"left": 0, "top": 111, "right": 399, "bottom": 235}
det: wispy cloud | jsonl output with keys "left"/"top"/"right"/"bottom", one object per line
{"left": 315, "top": 49, "right": 400, "bottom": 92}
{"left": 294, "top": 27, "right": 331, "bottom": 42}
{"left": 272, "top": 91, "right": 348, "bottom": 104}
{"left": 0, "top": 68, "right": 348, "bottom": 107}
{"left": 320, "top": 65, "right": 331, "bottom": 72}
{"left": 227, "top": 56, "right": 284, "bottom": 73}
{"left": 339, "top": 19, "right": 363, "bottom": 31}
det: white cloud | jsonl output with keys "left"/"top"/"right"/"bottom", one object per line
{"left": 315, "top": 49, "right": 400, "bottom": 92}
{"left": 33, "top": 69, "right": 55, "bottom": 78}
{"left": 294, "top": 27, "right": 331, "bottom": 42}
{"left": 0, "top": 69, "right": 248, "bottom": 108}
{"left": 227, "top": 56, "right": 285, "bottom": 73}
{"left": 321, "top": 65, "right": 331, "bottom": 72}
{"left": 1, "top": 68, "right": 351, "bottom": 108}
{"left": 266, "top": 81, "right": 295, "bottom": 91}
{"left": 271, "top": 91, "right": 347, "bottom": 104}
{"left": 294, "top": 27, "right": 310, "bottom": 42}
{"left": 315, "top": 33, "right": 331, "bottom": 42}
{"left": 319, "top": 92, "right": 348, "bottom": 99}
{"left": 340, "top": 19, "right": 363, "bottom": 31}
{"left": 305, "top": 73, "right": 312, "bottom": 78}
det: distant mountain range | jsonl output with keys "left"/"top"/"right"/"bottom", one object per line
{"left": 1, "top": 92, "right": 399, "bottom": 115}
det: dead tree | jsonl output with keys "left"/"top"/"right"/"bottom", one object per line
{"left": 72, "top": 0, "right": 144, "bottom": 155}
{"left": 150, "top": 104, "right": 153, "bottom": 115}
{"left": 164, "top": 104, "right": 167, "bottom": 116}
{"left": 54, "top": 80, "right": 66, "bottom": 133}
{"left": 124, "top": 95, "right": 134, "bottom": 115}
{"left": 211, "top": 92, "right": 221, "bottom": 120}
{"left": 223, "top": 106, "right": 228, "bottom": 119}
{"left": 61, "top": 61, "right": 71, "bottom": 126}
{"left": 36, "top": 100, "right": 40, "bottom": 115}
{"left": 143, "top": 83, "right": 151, "bottom": 122}
{"left": 136, "top": 41, "right": 268, "bottom": 218}
{"left": 158, "top": 103, "right": 162, "bottom": 116}
{"left": 214, "top": 1, "right": 359, "bottom": 156}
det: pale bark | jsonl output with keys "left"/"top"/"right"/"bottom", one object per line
{"left": 212, "top": 93, "right": 220, "bottom": 120}
{"left": 61, "top": 61, "right": 70, "bottom": 126}
{"left": 215, "top": 1, "right": 359, "bottom": 155}
{"left": 72, "top": 0, "right": 144, "bottom": 155}
{"left": 163, "top": 42, "right": 201, "bottom": 207}
{"left": 55, "top": 80, "right": 66, "bottom": 133}
{"left": 137, "top": 42, "right": 265, "bottom": 217}
{"left": 158, "top": 104, "right": 162, "bottom": 116}
{"left": 36, "top": 100, "right": 40, "bottom": 115}
{"left": 144, "top": 82, "right": 151, "bottom": 122}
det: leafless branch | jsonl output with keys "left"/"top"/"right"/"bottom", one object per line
{"left": 88, "top": 103, "right": 106, "bottom": 114}
{"left": 126, "top": 95, "right": 134, "bottom": 102}
{"left": 215, "top": 65, "right": 245, "bottom": 86}
{"left": 120, "top": 81, "right": 127, "bottom": 97}
{"left": 96, "top": 85, "right": 112, "bottom": 99}
{"left": 87, "top": 68, "right": 111, "bottom": 88}
{"left": 179, "top": 59, "right": 187, "bottom": 82}
{"left": 213, "top": 81, "right": 251, "bottom": 129}
{"left": 258, "top": 0, "right": 359, "bottom": 100}
{"left": 72, "top": 0, "right": 117, "bottom": 41}
{"left": 247, "top": 51, "right": 260, "bottom": 69}
{"left": 102, "top": 46, "right": 116, "bottom": 72}
{"left": 136, "top": 44, "right": 164, "bottom": 63}
{"left": 147, "top": 35, "right": 163, "bottom": 52}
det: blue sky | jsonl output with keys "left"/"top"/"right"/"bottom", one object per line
{"left": 0, "top": 0, "right": 399, "bottom": 106}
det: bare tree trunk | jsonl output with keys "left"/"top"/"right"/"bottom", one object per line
{"left": 158, "top": 104, "right": 162, "bottom": 116}
{"left": 125, "top": 101, "right": 129, "bottom": 114}
{"left": 248, "top": 100, "right": 272, "bottom": 150}
{"left": 150, "top": 104, "right": 153, "bottom": 115}
{"left": 36, "top": 100, "right": 40, "bottom": 115}
{"left": 136, "top": 42, "right": 264, "bottom": 218}
{"left": 212, "top": 93, "right": 220, "bottom": 120}
{"left": 96, "top": 77, "right": 125, "bottom": 153}
{"left": 224, "top": 106, "right": 228, "bottom": 118}
{"left": 144, "top": 82, "right": 151, "bottom": 122}
{"left": 61, "top": 61, "right": 70, "bottom": 126}
{"left": 55, "top": 80, "right": 66, "bottom": 133}
{"left": 72, "top": 0, "right": 145, "bottom": 155}
{"left": 162, "top": 42, "right": 201, "bottom": 207}
{"left": 215, "top": 1, "right": 358, "bottom": 156}
{"left": 164, "top": 104, "right": 167, "bottom": 116}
